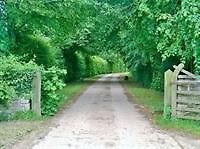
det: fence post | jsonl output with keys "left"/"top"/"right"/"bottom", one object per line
{"left": 164, "top": 69, "right": 173, "bottom": 118}
{"left": 32, "top": 70, "right": 41, "bottom": 116}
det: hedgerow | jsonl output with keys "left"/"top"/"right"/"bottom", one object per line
{"left": 0, "top": 56, "right": 38, "bottom": 106}
{"left": 0, "top": 56, "right": 66, "bottom": 116}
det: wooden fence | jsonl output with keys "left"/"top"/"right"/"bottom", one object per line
{"left": 164, "top": 64, "right": 200, "bottom": 120}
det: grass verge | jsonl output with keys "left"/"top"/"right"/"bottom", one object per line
{"left": 57, "top": 81, "right": 91, "bottom": 111}
{"left": 123, "top": 78, "right": 200, "bottom": 138}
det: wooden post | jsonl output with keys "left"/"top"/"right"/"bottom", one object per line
{"left": 171, "top": 64, "right": 184, "bottom": 118}
{"left": 32, "top": 70, "right": 41, "bottom": 116}
{"left": 164, "top": 69, "right": 173, "bottom": 118}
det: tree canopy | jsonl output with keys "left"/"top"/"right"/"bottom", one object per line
{"left": 1, "top": 0, "right": 200, "bottom": 90}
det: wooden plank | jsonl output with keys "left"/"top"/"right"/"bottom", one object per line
{"left": 181, "top": 69, "right": 200, "bottom": 79}
{"left": 178, "top": 75, "right": 196, "bottom": 79}
{"left": 173, "top": 65, "right": 197, "bottom": 79}
{"left": 177, "top": 98, "right": 200, "bottom": 105}
{"left": 176, "top": 80, "right": 200, "bottom": 85}
{"left": 190, "top": 85, "right": 200, "bottom": 91}
{"left": 177, "top": 91, "right": 200, "bottom": 96}
{"left": 173, "top": 66, "right": 200, "bottom": 79}
{"left": 176, "top": 107, "right": 200, "bottom": 113}
{"left": 177, "top": 85, "right": 190, "bottom": 91}
{"left": 177, "top": 84, "right": 200, "bottom": 92}
{"left": 176, "top": 115, "right": 200, "bottom": 121}
{"left": 173, "top": 64, "right": 185, "bottom": 72}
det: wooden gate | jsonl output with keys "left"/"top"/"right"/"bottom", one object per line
{"left": 164, "top": 64, "right": 200, "bottom": 120}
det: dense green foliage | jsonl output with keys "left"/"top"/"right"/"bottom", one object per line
{"left": 91, "top": 0, "right": 200, "bottom": 90}
{"left": 5, "top": 0, "right": 125, "bottom": 77}
{"left": 41, "top": 67, "right": 66, "bottom": 116}
{"left": 0, "top": 56, "right": 66, "bottom": 116}
{"left": 0, "top": 0, "right": 199, "bottom": 117}
{"left": 0, "top": 0, "right": 125, "bottom": 117}
{"left": 119, "top": 0, "right": 200, "bottom": 90}
{"left": 0, "top": 1, "right": 9, "bottom": 54}
{"left": 13, "top": 34, "right": 56, "bottom": 68}
{"left": 0, "top": 56, "right": 38, "bottom": 106}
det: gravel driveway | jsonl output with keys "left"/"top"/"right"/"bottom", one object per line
{"left": 32, "top": 74, "right": 200, "bottom": 149}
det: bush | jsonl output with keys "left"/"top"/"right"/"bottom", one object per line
{"left": 13, "top": 34, "right": 56, "bottom": 68}
{"left": 0, "top": 55, "right": 38, "bottom": 106}
{"left": 0, "top": 82, "right": 15, "bottom": 107}
{"left": 84, "top": 55, "right": 109, "bottom": 77}
{"left": 41, "top": 67, "right": 66, "bottom": 116}
{"left": 0, "top": 55, "right": 66, "bottom": 117}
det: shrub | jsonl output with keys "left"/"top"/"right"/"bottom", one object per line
{"left": 0, "top": 82, "right": 15, "bottom": 107}
{"left": 13, "top": 34, "right": 56, "bottom": 68}
{"left": 0, "top": 55, "right": 38, "bottom": 106}
{"left": 41, "top": 67, "right": 66, "bottom": 116}
{"left": 84, "top": 55, "right": 110, "bottom": 77}
{"left": 0, "top": 55, "right": 66, "bottom": 117}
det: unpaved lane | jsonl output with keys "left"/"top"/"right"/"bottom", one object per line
{"left": 33, "top": 74, "right": 200, "bottom": 149}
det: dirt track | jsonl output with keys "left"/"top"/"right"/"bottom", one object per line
{"left": 32, "top": 74, "right": 200, "bottom": 149}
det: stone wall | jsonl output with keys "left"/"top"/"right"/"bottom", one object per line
{"left": 10, "top": 98, "right": 31, "bottom": 113}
